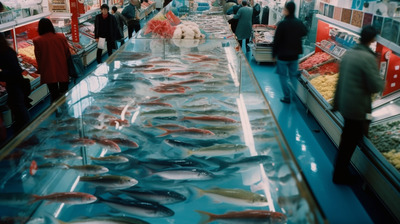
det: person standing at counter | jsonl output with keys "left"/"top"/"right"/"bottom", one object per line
{"left": 122, "top": 0, "right": 141, "bottom": 39}
{"left": 233, "top": 0, "right": 253, "bottom": 52}
{"left": 33, "top": 18, "right": 70, "bottom": 104}
{"left": 0, "top": 33, "right": 31, "bottom": 132}
{"left": 112, "top": 6, "right": 126, "bottom": 46}
{"left": 95, "top": 4, "right": 121, "bottom": 64}
{"left": 273, "top": 1, "right": 307, "bottom": 104}
{"left": 332, "top": 25, "right": 384, "bottom": 185}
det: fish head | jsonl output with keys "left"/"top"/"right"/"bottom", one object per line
{"left": 272, "top": 212, "right": 288, "bottom": 223}
{"left": 100, "top": 167, "right": 110, "bottom": 173}
{"left": 86, "top": 195, "right": 98, "bottom": 203}
{"left": 124, "top": 177, "right": 139, "bottom": 187}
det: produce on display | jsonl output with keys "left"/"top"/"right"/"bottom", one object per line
{"left": 252, "top": 25, "right": 275, "bottom": 46}
{"left": 309, "top": 73, "right": 339, "bottom": 101}
{"left": 299, "top": 52, "right": 332, "bottom": 70}
{"left": 144, "top": 19, "right": 176, "bottom": 38}
{"left": 369, "top": 121, "right": 400, "bottom": 171}
{"left": 309, "top": 61, "right": 339, "bottom": 75}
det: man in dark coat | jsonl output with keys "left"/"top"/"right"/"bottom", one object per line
{"left": 332, "top": 25, "right": 384, "bottom": 185}
{"left": 122, "top": 0, "right": 140, "bottom": 39}
{"left": 95, "top": 4, "right": 121, "bottom": 64}
{"left": 273, "top": 1, "right": 307, "bottom": 103}
{"left": 112, "top": 6, "right": 126, "bottom": 46}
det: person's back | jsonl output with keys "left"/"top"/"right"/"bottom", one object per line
{"left": 273, "top": 15, "right": 307, "bottom": 60}
{"left": 34, "top": 32, "right": 69, "bottom": 84}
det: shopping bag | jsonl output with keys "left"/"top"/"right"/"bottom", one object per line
{"left": 98, "top": 37, "right": 106, "bottom": 49}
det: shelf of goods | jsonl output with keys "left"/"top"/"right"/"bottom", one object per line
{"left": 0, "top": 18, "right": 326, "bottom": 224}
{"left": 0, "top": 11, "right": 53, "bottom": 108}
{"left": 296, "top": 14, "right": 400, "bottom": 222}
{"left": 251, "top": 24, "right": 276, "bottom": 63}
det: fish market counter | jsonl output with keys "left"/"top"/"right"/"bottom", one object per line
{"left": 0, "top": 38, "right": 326, "bottom": 223}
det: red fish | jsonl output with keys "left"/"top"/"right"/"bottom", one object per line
{"left": 127, "top": 64, "right": 155, "bottom": 69}
{"left": 141, "top": 68, "right": 171, "bottom": 74}
{"left": 30, "top": 192, "right": 97, "bottom": 205}
{"left": 108, "top": 137, "right": 139, "bottom": 148}
{"left": 139, "top": 100, "right": 173, "bottom": 107}
{"left": 194, "top": 58, "right": 219, "bottom": 63}
{"left": 186, "top": 53, "right": 208, "bottom": 58}
{"left": 109, "top": 119, "right": 130, "bottom": 126}
{"left": 196, "top": 210, "right": 287, "bottom": 224}
{"left": 171, "top": 79, "right": 204, "bottom": 85}
{"left": 157, "top": 127, "right": 215, "bottom": 137}
{"left": 182, "top": 116, "right": 238, "bottom": 123}
{"left": 66, "top": 138, "right": 96, "bottom": 146}
{"left": 92, "top": 137, "right": 121, "bottom": 153}
{"left": 103, "top": 106, "right": 133, "bottom": 116}
{"left": 168, "top": 71, "right": 200, "bottom": 77}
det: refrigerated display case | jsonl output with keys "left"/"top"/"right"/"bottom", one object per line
{"left": 251, "top": 24, "right": 275, "bottom": 63}
{"left": 0, "top": 37, "right": 326, "bottom": 223}
{"left": 296, "top": 14, "right": 400, "bottom": 222}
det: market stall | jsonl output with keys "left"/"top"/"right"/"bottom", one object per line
{"left": 0, "top": 7, "right": 326, "bottom": 224}
{"left": 296, "top": 12, "right": 400, "bottom": 221}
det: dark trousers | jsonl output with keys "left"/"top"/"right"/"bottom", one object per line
{"left": 96, "top": 41, "right": 114, "bottom": 64}
{"left": 127, "top": 20, "right": 141, "bottom": 39}
{"left": 7, "top": 87, "right": 30, "bottom": 132}
{"left": 333, "top": 118, "right": 370, "bottom": 182}
{"left": 47, "top": 82, "right": 69, "bottom": 103}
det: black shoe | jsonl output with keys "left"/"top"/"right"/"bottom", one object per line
{"left": 280, "top": 98, "right": 290, "bottom": 104}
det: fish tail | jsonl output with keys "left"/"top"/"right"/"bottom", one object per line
{"left": 157, "top": 127, "right": 173, "bottom": 137}
{"left": 29, "top": 194, "right": 42, "bottom": 204}
{"left": 144, "top": 120, "right": 153, "bottom": 127}
{"left": 195, "top": 210, "right": 213, "bottom": 224}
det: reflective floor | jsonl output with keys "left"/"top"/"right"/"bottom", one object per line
{"left": 245, "top": 51, "right": 395, "bottom": 224}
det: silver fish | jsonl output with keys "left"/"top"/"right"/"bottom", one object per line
{"left": 79, "top": 175, "right": 138, "bottom": 189}
{"left": 116, "top": 188, "right": 186, "bottom": 204}
{"left": 151, "top": 167, "right": 215, "bottom": 181}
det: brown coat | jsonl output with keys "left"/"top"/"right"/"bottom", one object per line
{"left": 33, "top": 32, "right": 70, "bottom": 84}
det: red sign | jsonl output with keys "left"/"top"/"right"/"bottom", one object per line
{"left": 70, "top": 0, "right": 80, "bottom": 43}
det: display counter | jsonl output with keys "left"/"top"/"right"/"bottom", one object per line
{"left": 296, "top": 14, "right": 400, "bottom": 222}
{"left": 0, "top": 34, "right": 326, "bottom": 224}
{"left": 251, "top": 24, "right": 275, "bottom": 63}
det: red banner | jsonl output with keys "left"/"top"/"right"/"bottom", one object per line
{"left": 70, "top": 0, "right": 80, "bottom": 43}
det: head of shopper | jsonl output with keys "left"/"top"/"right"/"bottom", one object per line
{"left": 38, "top": 18, "right": 55, "bottom": 35}
{"left": 360, "top": 25, "right": 377, "bottom": 46}
{"left": 283, "top": 1, "right": 295, "bottom": 17}
{"left": 242, "top": 0, "right": 247, "bottom": 6}
{"left": 101, "top": 4, "right": 109, "bottom": 16}
{"left": 0, "top": 32, "right": 10, "bottom": 53}
{"left": 111, "top": 6, "right": 118, "bottom": 14}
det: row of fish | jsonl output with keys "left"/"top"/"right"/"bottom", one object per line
{"left": 0, "top": 44, "right": 293, "bottom": 223}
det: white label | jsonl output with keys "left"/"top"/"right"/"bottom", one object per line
{"left": 394, "top": 74, "right": 398, "bottom": 78}
{"left": 395, "top": 65, "right": 400, "bottom": 70}
{"left": 391, "top": 83, "right": 396, "bottom": 87}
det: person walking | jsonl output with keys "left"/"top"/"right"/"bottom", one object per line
{"left": 95, "top": 4, "right": 121, "bottom": 64}
{"left": 122, "top": 0, "right": 141, "bottom": 39}
{"left": 233, "top": 0, "right": 253, "bottom": 52}
{"left": 33, "top": 18, "right": 71, "bottom": 104}
{"left": 272, "top": 1, "right": 307, "bottom": 104}
{"left": 332, "top": 25, "right": 384, "bottom": 185}
{"left": 0, "top": 33, "right": 31, "bottom": 132}
{"left": 111, "top": 5, "right": 126, "bottom": 46}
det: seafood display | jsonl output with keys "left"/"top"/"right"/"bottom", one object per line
{"left": 0, "top": 39, "right": 323, "bottom": 223}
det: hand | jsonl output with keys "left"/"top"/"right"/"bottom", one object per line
{"left": 95, "top": 38, "right": 99, "bottom": 42}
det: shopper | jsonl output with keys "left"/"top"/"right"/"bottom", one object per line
{"left": 33, "top": 18, "right": 70, "bottom": 105}
{"left": 112, "top": 5, "right": 126, "bottom": 46}
{"left": 272, "top": 1, "right": 307, "bottom": 104}
{"left": 332, "top": 25, "right": 384, "bottom": 185}
{"left": 95, "top": 4, "right": 121, "bottom": 64}
{"left": 0, "top": 33, "right": 31, "bottom": 132}
{"left": 122, "top": 0, "right": 141, "bottom": 39}
{"left": 233, "top": 0, "right": 253, "bottom": 52}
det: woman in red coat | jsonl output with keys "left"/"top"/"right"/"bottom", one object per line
{"left": 33, "top": 18, "right": 70, "bottom": 103}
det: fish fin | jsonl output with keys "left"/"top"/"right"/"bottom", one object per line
{"left": 144, "top": 120, "right": 153, "bottom": 127}
{"left": 195, "top": 210, "right": 213, "bottom": 224}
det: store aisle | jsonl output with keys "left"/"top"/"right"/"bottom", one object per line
{"left": 245, "top": 52, "right": 389, "bottom": 224}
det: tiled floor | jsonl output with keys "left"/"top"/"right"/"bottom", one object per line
{"left": 245, "top": 51, "right": 394, "bottom": 224}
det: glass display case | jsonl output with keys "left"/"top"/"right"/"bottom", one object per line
{"left": 0, "top": 38, "right": 326, "bottom": 224}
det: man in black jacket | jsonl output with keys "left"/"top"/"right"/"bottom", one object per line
{"left": 95, "top": 4, "right": 121, "bottom": 64}
{"left": 273, "top": 1, "right": 307, "bottom": 104}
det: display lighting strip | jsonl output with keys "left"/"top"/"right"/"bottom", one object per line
{"left": 236, "top": 94, "right": 275, "bottom": 211}
{"left": 224, "top": 45, "right": 240, "bottom": 87}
